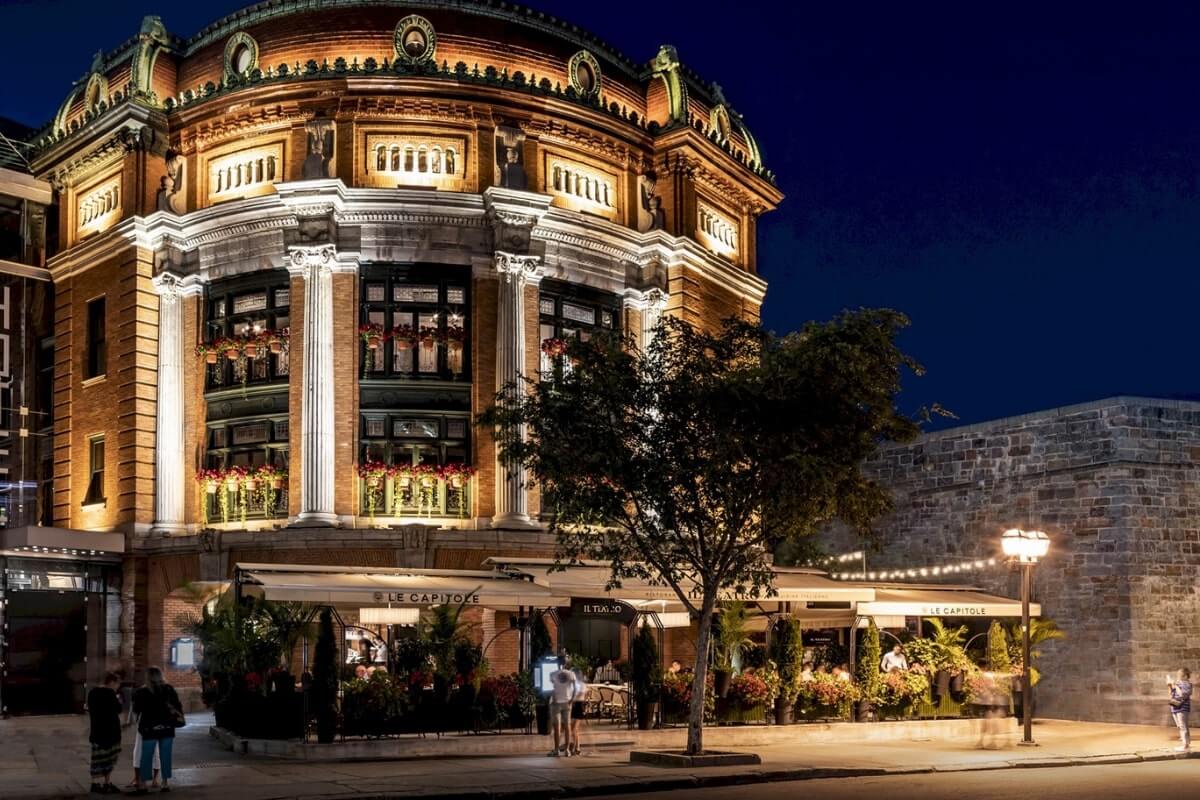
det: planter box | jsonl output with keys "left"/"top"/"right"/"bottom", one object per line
{"left": 717, "top": 700, "right": 767, "bottom": 725}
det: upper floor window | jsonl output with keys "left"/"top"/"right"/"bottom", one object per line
{"left": 538, "top": 281, "right": 619, "bottom": 377}
{"left": 360, "top": 268, "right": 469, "bottom": 381}
{"left": 203, "top": 275, "right": 291, "bottom": 392}
{"left": 85, "top": 296, "right": 106, "bottom": 379}
{"left": 83, "top": 435, "right": 105, "bottom": 505}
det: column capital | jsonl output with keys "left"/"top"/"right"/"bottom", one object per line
{"left": 494, "top": 251, "right": 543, "bottom": 286}
{"left": 152, "top": 271, "right": 203, "bottom": 302}
{"left": 621, "top": 286, "right": 668, "bottom": 311}
{"left": 286, "top": 244, "right": 337, "bottom": 275}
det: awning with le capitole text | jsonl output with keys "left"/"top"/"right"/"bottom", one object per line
{"left": 237, "top": 563, "right": 569, "bottom": 609}
{"left": 484, "top": 558, "right": 877, "bottom": 604}
{"left": 856, "top": 588, "right": 1041, "bottom": 619}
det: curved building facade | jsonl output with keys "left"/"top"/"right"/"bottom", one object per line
{"left": 22, "top": 1, "right": 781, "bottom": 706}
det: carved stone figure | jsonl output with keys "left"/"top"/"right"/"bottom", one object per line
{"left": 156, "top": 150, "right": 183, "bottom": 214}
{"left": 637, "top": 172, "right": 665, "bottom": 233}
{"left": 303, "top": 119, "right": 335, "bottom": 179}
{"left": 495, "top": 125, "right": 528, "bottom": 190}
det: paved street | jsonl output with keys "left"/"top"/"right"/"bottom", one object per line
{"left": 590, "top": 761, "right": 1200, "bottom": 800}
{"left": 0, "top": 712, "right": 1194, "bottom": 799}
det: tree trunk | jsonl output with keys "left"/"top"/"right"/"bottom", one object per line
{"left": 687, "top": 591, "right": 718, "bottom": 756}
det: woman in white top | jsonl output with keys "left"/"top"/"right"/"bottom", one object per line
{"left": 569, "top": 670, "right": 589, "bottom": 756}
{"left": 547, "top": 669, "right": 576, "bottom": 757}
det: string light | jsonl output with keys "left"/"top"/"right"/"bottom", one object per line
{"left": 805, "top": 550, "right": 865, "bottom": 567}
{"left": 831, "top": 558, "right": 997, "bottom": 581}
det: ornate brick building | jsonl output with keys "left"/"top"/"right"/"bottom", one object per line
{"left": 15, "top": 2, "right": 781, "bottom": 710}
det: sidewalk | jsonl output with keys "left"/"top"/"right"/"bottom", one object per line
{"left": 1, "top": 712, "right": 1194, "bottom": 800}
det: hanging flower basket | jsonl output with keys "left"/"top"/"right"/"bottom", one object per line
{"left": 269, "top": 340, "right": 283, "bottom": 354}
{"left": 243, "top": 341, "right": 259, "bottom": 359}
{"left": 271, "top": 476, "right": 284, "bottom": 489}
{"left": 205, "top": 351, "right": 218, "bottom": 364}
{"left": 541, "top": 338, "right": 568, "bottom": 358}
{"left": 419, "top": 325, "right": 439, "bottom": 346}
{"left": 224, "top": 347, "right": 240, "bottom": 361}
{"left": 205, "top": 480, "right": 218, "bottom": 494}
{"left": 359, "top": 323, "right": 387, "bottom": 350}
{"left": 244, "top": 476, "right": 258, "bottom": 492}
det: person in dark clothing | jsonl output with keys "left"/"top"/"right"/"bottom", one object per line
{"left": 131, "top": 666, "right": 184, "bottom": 794}
{"left": 87, "top": 672, "right": 123, "bottom": 793}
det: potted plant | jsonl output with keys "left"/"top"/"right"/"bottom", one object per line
{"left": 770, "top": 617, "right": 802, "bottom": 724}
{"left": 359, "top": 322, "right": 386, "bottom": 350}
{"left": 445, "top": 326, "right": 465, "bottom": 374}
{"left": 391, "top": 324, "right": 416, "bottom": 351}
{"left": 1007, "top": 618, "right": 1063, "bottom": 722}
{"left": 194, "top": 342, "right": 220, "bottom": 365}
{"left": 219, "top": 337, "right": 241, "bottom": 361}
{"left": 357, "top": 460, "right": 389, "bottom": 520}
{"left": 632, "top": 624, "right": 663, "bottom": 730}
{"left": 540, "top": 337, "right": 568, "bottom": 358}
{"left": 243, "top": 335, "right": 259, "bottom": 359}
{"left": 264, "top": 329, "right": 286, "bottom": 354}
{"left": 712, "top": 602, "right": 753, "bottom": 697}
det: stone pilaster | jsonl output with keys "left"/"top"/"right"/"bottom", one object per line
{"left": 622, "top": 287, "right": 669, "bottom": 352}
{"left": 287, "top": 244, "right": 339, "bottom": 527}
{"left": 151, "top": 271, "right": 199, "bottom": 534}
{"left": 492, "top": 251, "right": 542, "bottom": 528}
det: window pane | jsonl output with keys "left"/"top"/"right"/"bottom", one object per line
{"left": 393, "top": 419, "right": 439, "bottom": 438}
{"left": 447, "top": 287, "right": 465, "bottom": 304}
{"left": 274, "top": 420, "right": 289, "bottom": 440}
{"left": 562, "top": 302, "right": 595, "bottom": 325}
{"left": 365, "top": 418, "right": 386, "bottom": 437}
{"left": 539, "top": 298, "right": 556, "bottom": 315}
{"left": 446, "top": 420, "right": 466, "bottom": 439}
{"left": 232, "top": 422, "right": 269, "bottom": 445}
{"left": 233, "top": 292, "right": 268, "bottom": 314}
{"left": 394, "top": 285, "right": 439, "bottom": 303}
{"left": 210, "top": 428, "right": 226, "bottom": 448}
{"left": 274, "top": 288, "right": 290, "bottom": 307}
{"left": 366, "top": 283, "right": 385, "bottom": 302}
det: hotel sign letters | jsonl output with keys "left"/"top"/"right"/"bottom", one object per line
{"left": 374, "top": 591, "right": 480, "bottom": 606}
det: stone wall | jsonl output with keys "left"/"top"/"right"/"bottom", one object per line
{"left": 822, "top": 396, "right": 1200, "bottom": 724}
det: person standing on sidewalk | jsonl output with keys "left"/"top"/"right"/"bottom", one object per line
{"left": 131, "top": 666, "right": 185, "bottom": 794}
{"left": 86, "top": 672, "right": 123, "bottom": 794}
{"left": 569, "top": 668, "right": 589, "bottom": 756}
{"left": 546, "top": 668, "right": 576, "bottom": 757}
{"left": 1168, "top": 668, "right": 1192, "bottom": 752}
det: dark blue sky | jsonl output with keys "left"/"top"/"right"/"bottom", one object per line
{"left": 7, "top": 1, "right": 1200, "bottom": 427}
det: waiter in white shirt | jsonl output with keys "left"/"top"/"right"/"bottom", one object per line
{"left": 880, "top": 644, "right": 908, "bottom": 672}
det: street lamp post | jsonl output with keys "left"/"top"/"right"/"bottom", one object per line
{"left": 1001, "top": 528, "right": 1050, "bottom": 746}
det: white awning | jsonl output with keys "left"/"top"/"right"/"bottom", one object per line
{"left": 238, "top": 563, "right": 568, "bottom": 609}
{"left": 485, "top": 558, "right": 875, "bottom": 603}
{"left": 857, "top": 588, "right": 1041, "bottom": 619}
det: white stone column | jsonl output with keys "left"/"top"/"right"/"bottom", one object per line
{"left": 493, "top": 251, "right": 542, "bottom": 528}
{"left": 622, "top": 287, "right": 669, "bottom": 353}
{"left": 288, "top": 245, "right": 338, "bottom": 527}
{"left": 151, "top": 272, "right": 193, "bottom": 534}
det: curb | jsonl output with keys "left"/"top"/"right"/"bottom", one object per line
{"left": 323, "top": 750, "right": 1196, "bottom": 800}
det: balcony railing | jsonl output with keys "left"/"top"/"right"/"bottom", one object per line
{"left": 202, "top": 485, "right": 288, "bottom": 526}
{"left": 359, "top": 476, "right": 471, "bottom": 520}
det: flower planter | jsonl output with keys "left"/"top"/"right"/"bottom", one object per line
{"left": 244, "top": 478, "right": 258, "bottom": 492}
{"left": 366, "top": 475, "right": 382, "bottom": 489}
{"left": 713, "top": 669, "right": 731, "bottom": 698}
{"left": 447, "top": 341, "right": 464, "bottom": 374}
{"left": 449, "top": 475, "right": 464, "bottom": 489}
{"left": 224, "top": 348, "right": 240, "bottom": 361}
{"left": 420, "top": 476, "right": 436, "bottom": 488}
{"left": 244, "top": 343, "right": 258, "bottom": 358}
{"left": 205, "top": 481, "right": 218, "bottom": 494}
{"left": 394, "top": 338, "right": 412, "bottom": 351}
{"left": 366, "top": 335, "right": 381, "bottom": 350}
{"left": 204, "top": 351, "right": 218, "bottom": 364}
{"left": 636, "top": 699, "right": 658, "bottom": 730}
{"left": 269, "top": 340, "right": 283, "bottom": 354}
{"left": 271, "top": 477, "right": 284, "bottom": 490}
{"left": 717, "top": 699, "right": 766, "bottom": 724}
{"left": 774, "top": 697, "right": 794, "bottom": 725}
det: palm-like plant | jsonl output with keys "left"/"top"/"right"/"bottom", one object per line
{"left": 421, "top": 596, "right": 480, "bottom": 681}
{"left": 1008, "top": 618, "right": 1066, "bottom": 686}
{"left": 713, "top": 601, "right": 755, "bottom": 672}
{"left": 924, "top": 617, "right": 970, "bottom": 674}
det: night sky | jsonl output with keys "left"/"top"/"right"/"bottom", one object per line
{"left": 6, "top": 1, "right": 1200, "bottom": 428}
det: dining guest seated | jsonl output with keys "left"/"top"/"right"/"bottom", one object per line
{"left": 668, "top": 660, "right": 683, "bottom": 675}
{"left": 800, "top": 662, "right": 814, "bottom": 681}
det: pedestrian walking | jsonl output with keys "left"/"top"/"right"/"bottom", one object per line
{"left": 87, "top": 672, "right": 123, "bottom": 794}
{"left": 1168, "top": 668, "right": 1192, "bottom": 752}
{"left": 569, "top": 668, "right": 589, "bottom": 756}
{"left": 131, "top": 666, "right": 185, "bottom": 794}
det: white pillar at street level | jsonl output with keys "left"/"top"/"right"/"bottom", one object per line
{"left": 288, "top": 245, "right": 339, "bottom": 527}
{"left": 151, "top": 271, "right": 196, "bottom": 534}
{"left": 492, "top": 250, "right": 542, "bottom": 528}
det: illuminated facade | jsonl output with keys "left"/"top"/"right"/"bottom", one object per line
{"left": 23, "top": 2, "right": 781, "bottom": 708}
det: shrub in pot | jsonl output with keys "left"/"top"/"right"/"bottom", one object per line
{"left": 769, "top": 617, "right": 802, "bottom": 724}
{"left": 855, "top": 619, "right": 883, "bottom": 721}
{"left": 632, "top": 624, "right": 663, "bottom": 730}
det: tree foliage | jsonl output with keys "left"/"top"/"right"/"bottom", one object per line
{"left": 987, "top": 621, "right": 1012, "bottom": 673}
{"left": 770, "top": 616, "right": 803, "bottom": 705}
{"left": 632, "top": 624, "right": 663, "bottom": 705}
{"left": 481, "top": 310, "right": 924, "bottom": 753}
{"left": 857, "top": 618, "right": 883, "bottom": 707}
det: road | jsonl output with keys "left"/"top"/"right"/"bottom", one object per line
{"left": 590, "top": 761, "right": 1200, "bottom": 800}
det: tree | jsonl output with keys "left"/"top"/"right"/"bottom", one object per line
{"left": 857, "top": 618, "right": 883, "bottom": 718}
{"left": 769, "top": 616, "right": 803, "bottom": 716}
{"left": 313, "top": 607, "right": 338, "bottom": 743}
{"left": 987, "top": 621, "right": 1011, "bottom": 673}
{"left": 481, "top": 311, "right": 924, "bottom": 754}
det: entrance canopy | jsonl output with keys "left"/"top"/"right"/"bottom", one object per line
{"left": 485, "top": 558, "right": 876, "bottom": 604}
{"left": 237, "top": 563, "right": 569, "bottom": 609}
{"left": 857, "top": 587, "right": 1041, "bottom": 618}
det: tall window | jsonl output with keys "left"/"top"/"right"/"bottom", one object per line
{"left": 204, "top": 276, "right": 290, "bottom": 391}
{"left": 86, "top": 296, "right": 106, "bottom": 379}
{"left": 538, "top": 280, "right": 620, "bottom": 376}
{"left": 360, "top": 268, "right": 469, "bottom": 380}
{"left": 83, "top": 435, "right": 105, "bottom": 505}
